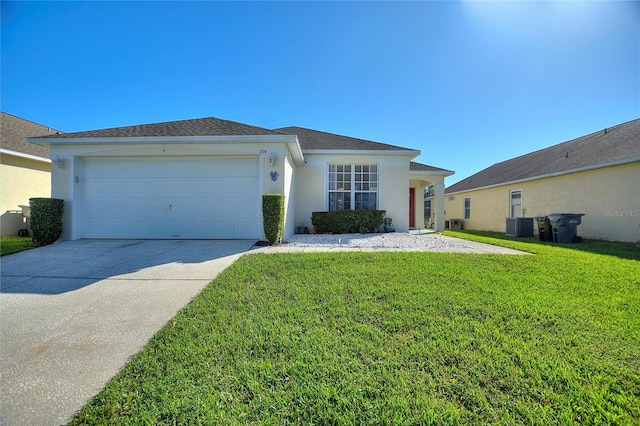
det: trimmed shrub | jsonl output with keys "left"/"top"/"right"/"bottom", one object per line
{"left": 312, "top": 210, "right": 386, "bottom": 234}
{"left": 29, "top": 197, "right": 64, "bottom": 246}
{"left": 262, "top": 194, "right": 284, "bottom": 244}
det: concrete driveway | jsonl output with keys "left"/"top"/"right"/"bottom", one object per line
{"left": 0, "top": 239, "right": 256, "bottom": 426}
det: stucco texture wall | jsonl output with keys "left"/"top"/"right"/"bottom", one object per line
{"left": 295, "top": 155, "right": 412, "bottom": 233}
{"left": 293, "top": 162, "right": 325, "bottom": 232}
{"left": 444, "top": 163, "right": 640, "bottom": 243}
{"left": 1, "top": 156, "right": 51, "bottom": 213}
{"left": 1, "top": 156, "right": 51, "bottom": 236}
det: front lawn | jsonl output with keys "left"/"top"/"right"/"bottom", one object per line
{"left": 0, "top": 236, "right": 36, "bottom": 256}
{"left": 71, "top": 236, "right": 639, "bottom": 424}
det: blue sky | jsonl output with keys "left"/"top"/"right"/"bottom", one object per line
{"left": 2, "top": 1, "right": 638, "bottom": 185}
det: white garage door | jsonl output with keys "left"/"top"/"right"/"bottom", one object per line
{"left": 81, "top": 156, "right": 261, "bottom": 239}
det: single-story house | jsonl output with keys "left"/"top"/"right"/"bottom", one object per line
{"left": 0, "top": 112, "right": 61, "bottom": 236}
{"left": 29, "top": 116, "right": 453, "bottom": 241}
{"left": 443, "top": 118, "right": 640, "bottom": 243}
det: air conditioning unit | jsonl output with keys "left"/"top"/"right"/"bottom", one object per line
{"left": 450, "top": 219, "right": 462, "bottom": 230}
{"left": 506, "top": 217, "right": 534, "bottom": 237}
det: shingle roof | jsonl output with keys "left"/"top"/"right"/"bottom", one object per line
{"left": 275, "top": 126, "right": 417, "bottom": 152}
{"left": 446, "top": 118, "right": 640, "bottom": 194}
{"left": 410, "top": 161, "right": 454, "bottom": 174}
{"left": 1, "top": 112, "right": 59, "bottom": 159}
{"left": 38, "top": 116, "right": 284, "bottom": 139}
{"left": 33, "top": 115, "right": 420, "bottom": 154}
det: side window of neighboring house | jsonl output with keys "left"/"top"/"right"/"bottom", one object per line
{"left": 464, "top": 197, "right": 471, "bottom": 219}
{"left": 510, "top": 190, "right": 522, "bottom": 217}
{"left": 328, "top": 164, "right": 378, "bottom": 211}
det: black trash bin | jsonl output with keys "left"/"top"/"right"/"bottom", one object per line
{"left": 535, "top": 216, "right": 552, "bottom": 242}
{"left": 547, "top": 213, "right": 585, "bottom": 243}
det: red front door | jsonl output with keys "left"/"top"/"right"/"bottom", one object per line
{"left": 409, "top": 188, "right": 415, "bottom": 228}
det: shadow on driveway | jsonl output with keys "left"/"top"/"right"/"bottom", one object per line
{"left": 1, "top": 239, "right": 257, "bottom": 294}
{"left": 0, "top": 239, "right": 256, "bottom": 426}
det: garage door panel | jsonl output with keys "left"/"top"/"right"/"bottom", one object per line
{"left": 81, "top": 157, "right": 261, "bottom": 239}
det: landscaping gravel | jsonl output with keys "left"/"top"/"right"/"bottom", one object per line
{"left": 272, "top": 231, "right": 528, "bottom": 254}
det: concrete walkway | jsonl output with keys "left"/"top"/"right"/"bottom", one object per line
{"left": 1, "top": 240, "right": 255, "bottom": 426}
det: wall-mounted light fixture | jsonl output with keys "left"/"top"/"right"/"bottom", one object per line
{"left": 268, "top": 152, "right": 277, "bottom": 168}
{"left": 54, "top": 156, "right": 66, "bottom": 170}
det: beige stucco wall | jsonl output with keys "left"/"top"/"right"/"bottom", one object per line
{"left": 1, "top": 155, "right": 51, "bottom": 236}
{"left": 444, "top": 162, "right": 640, "bottom": 243}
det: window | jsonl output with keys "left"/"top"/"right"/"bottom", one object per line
{"left": 328, "top": 164, "right": 378, "bottom": 211}
{"left": 424, "top": 199, "right": 431, "bottom": 220}
{"left": 510, "top": 190, "right": 522, "bottom": 217}
{"left": 464, "top": 197, "right": 471, "bottom": 219}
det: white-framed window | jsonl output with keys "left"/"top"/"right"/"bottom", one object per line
{"left": 328, "top": 164, "right": 378, "bottom": 211}
{"left": 510, "top": 190, "right": 522, "bottom": 217}
{"left": 464, "top": 197, "right": 471, "bottom": 219}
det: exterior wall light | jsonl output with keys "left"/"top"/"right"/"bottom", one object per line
{"left": 54, "top": 156, "right": 66, "bottom": 170}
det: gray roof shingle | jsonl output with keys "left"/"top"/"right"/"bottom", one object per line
{"left": 446, "top": 118, "right": 640, "bottom": 194}
{"left": 38, "top": 116, "right": 284, "bottom": 139}
{"left": 276, "top": 126, "right": 417, "bottom": 152}
{"left": 32, "top": 116, "right": 421, "bottom": 155}
{"left": 410, "top": 161, "right": 453, "bottom": 173}
{"left": 1, "top": 112, "right": 59, "bottom": 159}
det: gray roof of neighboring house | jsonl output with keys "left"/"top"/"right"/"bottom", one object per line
{"left": 410, "top": 161, "right": 454, "bottom": 174}
{"left": 37, "top": 116, "right": 284, "bottom": 139}
{"left": 1, "top": 112, "right": 59, "bottom": 159}
{"left": 446, "top": 118, "right": 640, "bottom": 194}
{"left": 275, "top": 126, "right": 417, "bottom": 152}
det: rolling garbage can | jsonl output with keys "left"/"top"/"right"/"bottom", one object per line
{"left": 535, "top": 216, "right": 552, "bottom": 242}
{"left": 547, "top": 213, "right": 585, "bottom": 243}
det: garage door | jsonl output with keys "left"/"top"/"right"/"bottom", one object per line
{"left": 81, "top": 156, "right": 261, "bottom": 239}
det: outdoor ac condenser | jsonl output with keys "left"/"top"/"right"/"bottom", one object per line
{"left": 506, "top": 217, "right": 534, "bottom": 237}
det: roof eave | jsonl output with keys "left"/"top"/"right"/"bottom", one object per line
{"left": 445, "top": 157, "right": 640, "bottom": 195}
{"left": 410, "top": 169, "right": 455, "bottom": 177}
{"left": 302, "top": 149, "right": 420, "bottom": 158}
{"left": 0, "top": 148, "right": 51, "bottom": 163}
{"left": 28, "top": 134, "right": 307, "bottom": 166}
{"left": 28, "top": 134, "right": 297, "bottom": 145}
{"left": 285, "top": 136, "right": 305, "bottom": 166}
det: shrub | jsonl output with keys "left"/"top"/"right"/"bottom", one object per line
{"left": 312, "top": 210, "right": 386, "bottom": 234}
{"left": 262, "top": 194, "right": 284, "bottom": 244}
{"left": 29, "top": 197, "right": 64, "bottom": 246}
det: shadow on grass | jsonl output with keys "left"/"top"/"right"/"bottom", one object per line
{"left": 448, "top": 230, "right": 640, "bottom": 261}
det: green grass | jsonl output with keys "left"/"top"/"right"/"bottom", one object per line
{"left": 445, "top": 230, "right": 640, "bottom": 261}
{"left": 0, "top": 236, "right": 36, "bottom": 256}
{"left": 71, "top": 235, "right": 639, "bottom": 425}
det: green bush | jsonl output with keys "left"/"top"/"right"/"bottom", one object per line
{"left": 29, "top": 197, "right": 64, "bottom": 246}
{"left": 312, "top": 210, "right": 386, "bottom": 234}
{"left": 262, "top": 194, "right": 284, "bottom": 244}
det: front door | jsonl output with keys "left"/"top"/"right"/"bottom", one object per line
{"left": 409, "top": 188, "right": 415, "bottom": 228}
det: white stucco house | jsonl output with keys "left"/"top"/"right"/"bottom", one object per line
{"left": 29, "top": 116, "right": 453, "bottom": 241}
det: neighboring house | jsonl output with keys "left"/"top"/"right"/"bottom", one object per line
{"left": 0, "top": 112, "right": 61, "bottom": 237}
{"left": 29, "top": 117, "right": 453, "bottom": 241}
{"left": 444, "top": 118, "right": 640, "bottom": 243}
